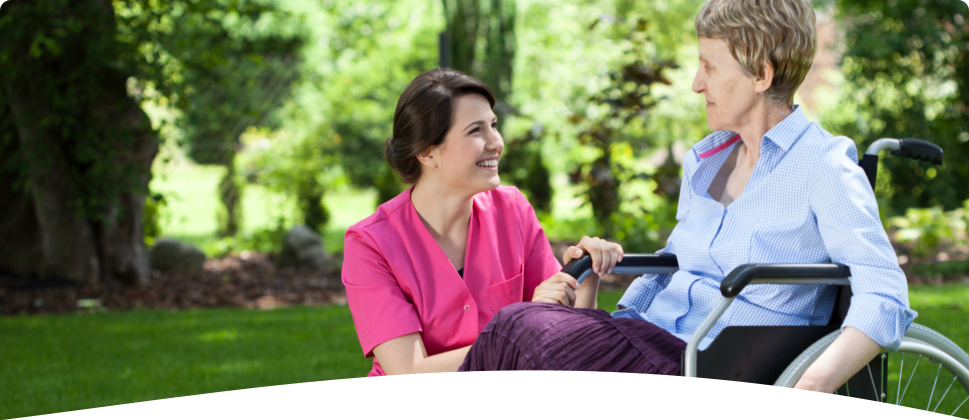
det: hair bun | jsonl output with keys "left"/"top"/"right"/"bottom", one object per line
{"left": 384, "top": 136, "right": 397, "bottom": 171}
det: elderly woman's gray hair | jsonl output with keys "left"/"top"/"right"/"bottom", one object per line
{"left": 696, "top": 0, "right": 817, "bottom": 106}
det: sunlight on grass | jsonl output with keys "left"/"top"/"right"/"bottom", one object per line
{"left": 150, "top": 164, "right": 379, "bottom": 255}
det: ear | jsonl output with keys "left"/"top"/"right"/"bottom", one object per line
{"left": 754, "top": 60, "right": 774, "bottom": 95}
{"left": 415, "top": 147, "right": 438, "bottom": 169}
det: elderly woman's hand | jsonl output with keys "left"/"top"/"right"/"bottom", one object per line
{"left": 563, "top": 236, "right": 624, "bottom": 278}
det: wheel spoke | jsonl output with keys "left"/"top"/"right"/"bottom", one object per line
{"left": 881, "top": 354, "right": 887, "bottom": 402}
{"left": 867, "top": 364, "right": 879, "bottom": 402}
{"left": 899, "top": 355, "right": 922, "bottom": 404}
{"left": 927, "top": 363, "right": 942, "bottom": 411}
{"left": 951, "top": 394, "right": 969, "bottom": 416}
{"left": 931, "top": 376, "right": 956, "bottom": 413}
{"left": 896, "top": 353, "right": 905, "bottom": 405}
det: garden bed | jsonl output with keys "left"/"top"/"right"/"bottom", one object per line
{"left": 2, "top": 245, "right": 966, "bottom": 316}
{"left": 0, "top": 252, "right": 345, "bottom": 316}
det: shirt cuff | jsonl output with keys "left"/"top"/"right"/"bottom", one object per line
{"left": 610, "top": 307, "right": 647, "bottom": 321}
{"left": 841, "top": 293, "right": 917, "bottom": 351}
{"left": 617, "top": 274, "right": 669, "bottom": 312}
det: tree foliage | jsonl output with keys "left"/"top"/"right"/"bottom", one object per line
{"left": 821, "top": 0, "right": 969, "bottom": 213}
{"left": 566, "top": 16, "right": 679, "bottom": 240}
{"left": 116, "top": 0, "right": 305, "bottom": 236}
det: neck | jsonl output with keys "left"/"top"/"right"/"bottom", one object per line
{"left": 410, "top": 177, "right": 474, "bottom": 240}
{"left": 734, "top": 101, "right": 793, "bottom": 164}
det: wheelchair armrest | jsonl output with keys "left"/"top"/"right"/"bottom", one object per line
{"left": 685, "top": 263, "right": 852, "bottom": 377}
{"left": 562, "top": 254, "right": 679, "bottom": 283}
{"left": 720, "top": 264, "right": 852, "bottom": 298}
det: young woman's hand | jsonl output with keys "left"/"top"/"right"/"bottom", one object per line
{"left": 563, "top": 236, "right": 624, "bottom": 278}
{"left": 532, "top": 272, "right": 580, "bottom": 306}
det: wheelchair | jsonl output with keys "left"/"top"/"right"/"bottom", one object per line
{"left": 563, "top": 137, "right": 969, "bottom": 416}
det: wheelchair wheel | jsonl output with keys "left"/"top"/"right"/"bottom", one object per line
{"left": 774, "top": 324, "right": 969, "bottom": 417}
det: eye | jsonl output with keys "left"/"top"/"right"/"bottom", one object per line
{"left": 491, "top": 122, "right": 498, "bottom": 129}
{"left": 469, "top": 127, "right": 480, "bottom": 134}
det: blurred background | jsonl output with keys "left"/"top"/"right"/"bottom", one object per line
{"left": 0, "top": 0, "right": 967, "bottom": 417}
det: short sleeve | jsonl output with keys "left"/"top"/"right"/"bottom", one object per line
{"left": 514, "top": 190, "right": 562, "bottom": 302}
{"left": 808, "top": 135, "right": 916, "bottom": 351}
{"left": 342, "top": 229, "right": 423, "bottom": 358}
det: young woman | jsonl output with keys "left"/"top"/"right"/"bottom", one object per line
{"left": 341, "top": 68, "right": 624, "bottom": 376}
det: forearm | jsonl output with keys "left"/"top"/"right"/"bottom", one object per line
{"left": 405, "top": 345, "right": 472, "bottom": 374}
{"left": 574, "top": 274, "right": 600, "bottom": 309}
{"left": 375, "top": 333, "right": 472, "bottom": 375}
{"left": 794, "top": 327, "right": 882, "bottom": 393}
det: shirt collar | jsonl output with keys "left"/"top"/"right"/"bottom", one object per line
{"left": 762, "top": 105, "right": 808, "bottom": 153}
{"left": 693, "top": 105, "right": 809, "bottom": 160}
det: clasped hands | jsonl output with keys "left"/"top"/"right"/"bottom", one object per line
{"left": 531, "top": 236, "right": 624, "bottom": 307}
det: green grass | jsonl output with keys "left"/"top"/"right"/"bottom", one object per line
{"left": 0, "top": 305, "right": 370, "bottom": 419}
{"left": 2, "top": 286, "right": 967, "bottom": 418}
{"left": 889, "top": 285, "right": 969, "bottom": 416}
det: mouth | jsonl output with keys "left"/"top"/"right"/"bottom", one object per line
{"left": 475, "top": 157, "right": 499, "bottom": 169}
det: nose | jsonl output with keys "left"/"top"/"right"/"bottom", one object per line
{"left": 487, "top": 124, "right": 504, "bottom": 154}
{"left": 692, "top": 68, "right": 705, "bottom": 94}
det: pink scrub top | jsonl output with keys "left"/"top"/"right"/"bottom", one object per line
{"left": 342, "top": 186, "right": 562, "bottom": 376}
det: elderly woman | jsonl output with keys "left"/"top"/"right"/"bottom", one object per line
{"left": 459, "top": 0, "right": 914, "bottom": 393}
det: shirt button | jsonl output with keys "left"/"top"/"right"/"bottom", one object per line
{"left": 464, "top": 305, "right": 470, "bottom": 311}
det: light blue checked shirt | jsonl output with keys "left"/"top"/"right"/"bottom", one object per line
{"left": 612, "top": 106, "right": 916, "bottom": 351}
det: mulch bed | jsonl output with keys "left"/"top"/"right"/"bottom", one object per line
{"left": 0, "top": 252, "right": 346, "bottom": 316}
{"left": 1, "top": 242, "right": 965, "bottom": 316}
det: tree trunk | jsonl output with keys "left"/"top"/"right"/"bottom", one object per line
{"left": 0, "top": 103, "right": 44, "bottom": 280}
{"left": 442, "top": 0, "right": 481, "bottom": 73}
{"left": 218, "top": 151, "right": 243, "bottom": 238}
{"left": 0, "top": 0, "right": 157, "bottom": 285}
{"left": 482, "top": 0, "right": 516, "bottom": 125}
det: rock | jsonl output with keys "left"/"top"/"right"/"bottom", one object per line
{"left": 278, "top": 225, "right": 327, "bottom": 269}
{"left": 150, "top": 239, "right": 206, "bottom": 272}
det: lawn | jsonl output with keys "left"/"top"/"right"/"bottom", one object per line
{"left": 0, "top": 304, "right": 369, "bottom": 419}
{"left": 2, "top": 285, "right": 968, "bottom": 419}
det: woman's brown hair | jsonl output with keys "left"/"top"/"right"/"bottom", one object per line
{"left": 385, "top": 68, "right": 496, "bottom": 184}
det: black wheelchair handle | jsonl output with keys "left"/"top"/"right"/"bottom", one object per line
{"left": 893, "top": 137, "right": 943, "bottom": 165}
{"left": 720, "top": 263, "right": 852, "bottom": 298}
{"left": 561, "top": 253, "right": 679, "bottom": 282}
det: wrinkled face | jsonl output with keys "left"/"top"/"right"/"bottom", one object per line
{"left": 425, "top": 94, "right": 503, "bottom": 194}
{"left": 692, "top": 37, "right": 761, "bottom": 132}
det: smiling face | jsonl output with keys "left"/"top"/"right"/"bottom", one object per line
{"left": 420, "top": 93, "right": 503, "bottom": 195}
{"left": 692, "top": 37, "right": 764, "bottom": 133}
